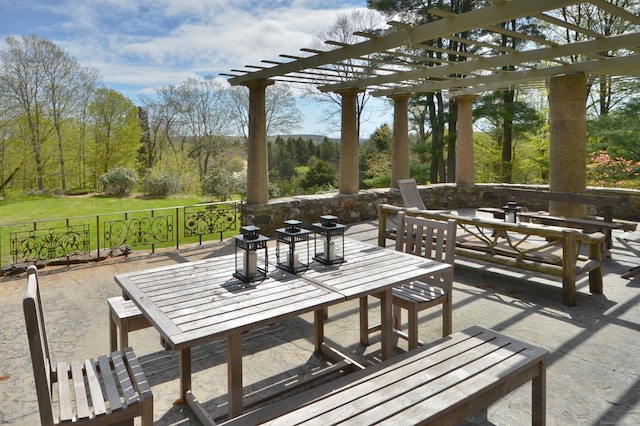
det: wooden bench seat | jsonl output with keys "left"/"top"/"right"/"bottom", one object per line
{"left": 221, "top": 326, "right": 548, "bottom": 425}
{"left": 108, "top": 296, "right": 152, "bottom": 352}
{"left": 379, "top": 204, "right": 605, "bottom": 306}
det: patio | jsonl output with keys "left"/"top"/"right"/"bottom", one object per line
{"left": 1, "top": 213, "right": 640, "bottom": 425}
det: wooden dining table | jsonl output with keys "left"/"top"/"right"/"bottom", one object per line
{"left": 114, "top": 238, "right": 452, "bottom": 423}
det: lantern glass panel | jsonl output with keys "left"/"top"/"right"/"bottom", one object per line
{"left": 233, "top": 226, "right": 269, "bottom": 283}
{"left": 276, "top": 222, "right": 310, "bottom": 273}
{"left": 313, "top": 215, "right": 345, "bottom": 265}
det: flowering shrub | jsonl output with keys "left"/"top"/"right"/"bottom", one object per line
{"left": 587, "top": 151, "right": 640, "bottom": 188}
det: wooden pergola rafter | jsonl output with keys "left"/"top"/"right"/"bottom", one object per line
{"left": 222, "top": 0, "right": 640, "bottom": 207}
{"left": 224, "top": 0, "right": 640, "bottom": 97}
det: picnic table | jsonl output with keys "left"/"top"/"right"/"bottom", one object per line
{"left": 114, "top": 238, "right": 451, "bottom": 423}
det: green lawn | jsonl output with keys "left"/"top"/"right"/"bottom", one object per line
{"left": 0, "top": 194, "right": 211, "bottom": 224}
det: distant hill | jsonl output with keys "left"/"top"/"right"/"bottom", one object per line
{"left": 270, "top": 134, "right": 339, "bottom": 144}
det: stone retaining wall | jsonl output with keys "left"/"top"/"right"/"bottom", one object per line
{"left": 243, "top": 184, "right": 640, "bottom": 236}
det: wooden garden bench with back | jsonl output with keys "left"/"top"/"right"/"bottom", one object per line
{"left": 378, "top": 204, "right": 605, "bottom": 306}
{"left": 23, "top": 265, "right": 153, "bottom": 425}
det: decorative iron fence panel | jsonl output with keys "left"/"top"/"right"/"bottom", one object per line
{"left": 184, "top": 202, "right": 238, "bottom": 242}
{"left": 10, "top": 224, "right": 91, "bottom": 263}
{"left": 0, "top": 201, "right": 241, "bottom": 269}
{"left": 103, "top": 214, "right": 174, "bottom": 249}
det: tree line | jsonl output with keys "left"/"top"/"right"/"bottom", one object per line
{"left": 2, "top": 2, "right": 640, "bottom": 200}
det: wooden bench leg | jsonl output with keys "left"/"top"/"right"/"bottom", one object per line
{"left": 588, "top": 241, "right": 603, "bottom": 294}
{"left": 532, "top": 359, "right": 547, "bottom": 426}
{"left": 443, "top": 294, "right": 452, "bottom": 337}
{"left": 562, "top": 232, "right": 578, "bottom": 306}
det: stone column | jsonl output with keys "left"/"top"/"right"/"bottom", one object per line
{"left": 549, "top": 73, "right": 587, "bottom": 218}
{"left": 338, "top": 89, "right": 361, "bottom": 195}
{"left": 245, "top": 79, "right": 274, "bottom": 205}
{"left": 390, "top": 93, "right": 412, "bottom": 188}
{"left": 455, "top": 95, "right": 475, "bottom": 185}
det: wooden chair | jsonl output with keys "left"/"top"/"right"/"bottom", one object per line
{"left": 23, "top": 265, "right": 153, "bottom": 425}
{"left": 360, "top": 211, "right": 456, "bottom": 350}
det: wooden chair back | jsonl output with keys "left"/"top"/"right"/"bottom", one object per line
{"left": 396, "top": 211, "right": 456, "bottom": 266}
{"left": 398, "top": 179, "right": 426, "bottom": 210}
{"left": 23, "top": 265, "right": 55, "bottom": 425}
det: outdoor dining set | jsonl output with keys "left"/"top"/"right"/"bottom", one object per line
{"left": 23, "top": 211, "right": 549, "bottom": 425}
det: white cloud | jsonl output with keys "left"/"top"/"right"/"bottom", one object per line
{"left": 1, "top": 0, "right": 392, "bottom": 135}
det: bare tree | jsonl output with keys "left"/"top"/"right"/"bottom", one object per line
{"left": 176, "top": 76, "right": 233, "bottom": 179}
{"left": 305, "top": 10, "right": 385, "bottom": 138}
{"left": 229, "top": 84, "right": 302, "bottom": 142}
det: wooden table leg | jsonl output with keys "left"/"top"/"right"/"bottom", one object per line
{"left": 314, "top": 309, "right": 325, "bottom": 353}
{"left": 179, "top": 347, "right": 191, "bottom": 401}
{"left": 227, "top": 333, "right": 243, "bottom": 418}
{"left": 379, "top": 288, "right": 393, "bottom": 360}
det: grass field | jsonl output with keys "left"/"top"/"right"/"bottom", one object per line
{"left": 0, "top": 193, "right": 211, "bottom": 224}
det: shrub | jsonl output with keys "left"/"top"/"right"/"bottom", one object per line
{"left": 202, "top": 167, "right": 234, "bottom": 201}
{"left": 141, "top": 170, "right": 181, "bottom": 197}
{"left": 99, "top": 167, "right": 137, "bottom": 197}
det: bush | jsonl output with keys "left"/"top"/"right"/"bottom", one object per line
{"left": 202, "top": 168, "right": 234, "bottom": 201}
{"left": 141, "top": 170, "right": 181, "bottom": 197}
{"left": 99, "top": 167, "right": 137, "bottom": 197}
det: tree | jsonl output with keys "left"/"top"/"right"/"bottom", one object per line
{"left": 305, "top": 10, "right": 385, "bottom": 137}
{"left": 588, "top": 96, "right": 640, "bottom": 159}
{"left": 474, "top": 91, "right": 544, "bottom": 182}
{"left": 545, "top": 1, "right": 640, "bottom": 117}
{"left": 0, "top": 35, "right": 101, "bottom": 191}
{"left": 89, "top": 88, "right": 142, "bottom": 183}
{"left": 368, "top": 1, "right": 483, "bottom": 183}
{"left": 301, "top": 160, "right": 337, "bottom": 190}
{"left": 0, "top": 35, "right": 54, "bottom": 190}
{"left": 229, "top": 84, "right": 302, "bottom": 141}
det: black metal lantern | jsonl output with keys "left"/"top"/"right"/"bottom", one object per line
{"left": 313, "top": 215, "right": 345, "bottom": 265}
{"left": 233, "top": 224, "right": 269, "bottom": 283}
{"left": 276, "top": 219, "right": 310, "bottom": 273}
{"left": 503, "top": 201, "right": 521, "bottom": 223}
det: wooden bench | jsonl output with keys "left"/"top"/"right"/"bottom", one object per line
{"left": 108, "top": 296, "right": 152, "bottom": 352}
{"left": 379, "top": 204, "right": 605, "bottom": 306}
{"left": 24, "top": 266, "right": 153, "bottom": 425}
{"left": 490, "top": 188, "right": 636, "bottom": 251}
{"left": 221, "top": 326, "right": 548, "bottom": 425}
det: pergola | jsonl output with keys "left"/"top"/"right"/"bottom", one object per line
{"left": 224, "top": 0, "right": 640, "bottom": 218}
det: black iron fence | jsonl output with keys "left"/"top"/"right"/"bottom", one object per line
{"left": 1, "top": 201, "right": 240, "bottom": 268}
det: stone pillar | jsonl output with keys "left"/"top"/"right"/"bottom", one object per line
{"left": 455, "top": 95, "right": 475, "bottom": 185}
{"left": 549, "top": 73, "right": 587, "bottom": 218}
{"left": 338, "top": 89, "right": 361, "bottom": 195}
{"left": 245, "top": 79, "right": 274, "bottom": 205}
{"left": 390, "top": 93, "right": 412, "bottom": 188}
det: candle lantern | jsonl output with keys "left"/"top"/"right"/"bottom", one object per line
{"left": 233, "top": 224, "right": 269, "bottom": 283}
{"left": 276, "top": 218, "right": 310, "bottom": 273}
{"left": 313, "top": 215, "right": 345, "bottom": 265}
{"left": 503, "top": 201, "right": 521, "bottom": 223}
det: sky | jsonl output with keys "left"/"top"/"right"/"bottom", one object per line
{"left": 0, "top": 0, "right": 393, "bottom": 138}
